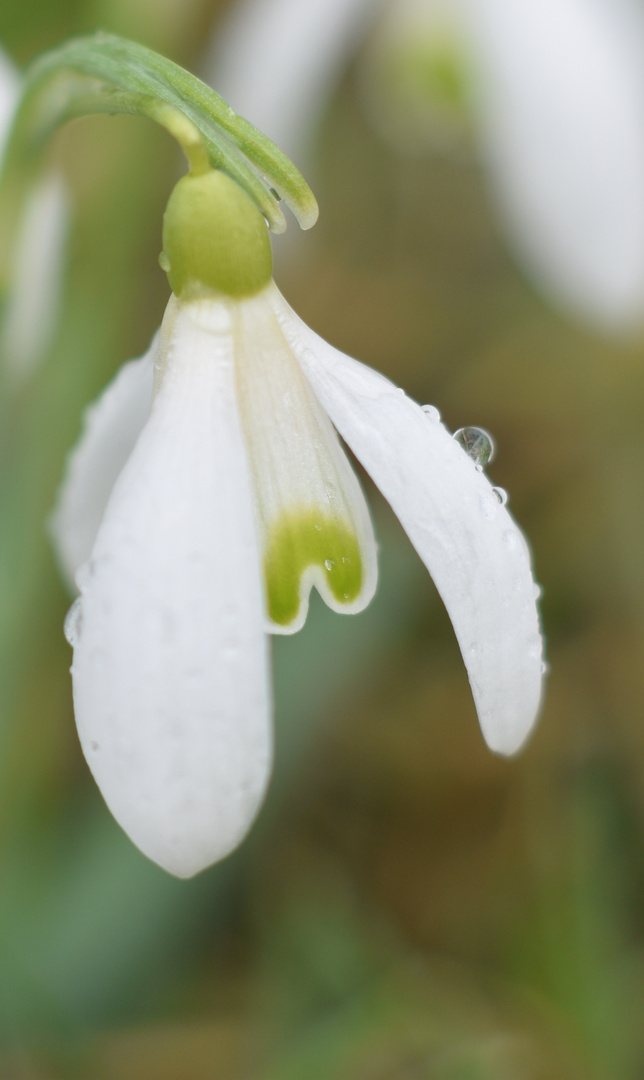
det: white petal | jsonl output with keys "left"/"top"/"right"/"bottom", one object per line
{"left": 465, "top": 0, "right": 644, "bottom": 330}
{"left": 70, "top": 296, "right": 271, "bottom": 877}
{"left": 233, "top": 285, "right": 377, "bottom": 633}
{"left": 204, "top": 0, "right": 380, "bottom": 159}
{"left": 50, "top": 338, "right": 156, "bottom": 591}
{"left": 270, "top": 292, "right": 543, "bottom": 755}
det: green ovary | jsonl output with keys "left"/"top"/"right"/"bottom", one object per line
{"left": 264, "top": 510, "right": 363, "bottom": 627}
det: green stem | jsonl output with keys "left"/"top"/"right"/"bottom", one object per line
{"left": 0, "top": 32, "right": 319, "bottom": 288}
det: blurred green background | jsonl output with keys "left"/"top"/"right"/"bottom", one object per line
{"left": 2, "top": 1, "right": 644, "bottom": 1076}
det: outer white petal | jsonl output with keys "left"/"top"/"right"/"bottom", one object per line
{"left": 204, "top": 0, "right": 380, "bottom": 158}
{"left": 464, "top": 0, "right": 644, "bottom": 330}
{"left": 69, "top": 297, "right": 271, "bottom": 878}
{"left": 50, "top": 338, "right": 156, "bottom": 590}
{"left": 270, "top": 291, "right": 543, "bottom": 754}
{"left": 233, "top": 285, "right": 377, "bottom": 633}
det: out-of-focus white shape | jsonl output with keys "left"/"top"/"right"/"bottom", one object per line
{"left": 1, "top": 173, "right": 70, "bottom": 379}
{"left": 359, "top": 0, "right": 471, "bottom": 156}
{"left": 0, "top": 43, "right": 69, "bottom": 378}
{"left": 204, "top": 0, "right": 382, "bottom": 158}
{"left": 464, "top": 0, "right": 644, "bottom": 331}
{"left": 0, "top": 44, "right": 18, "bottom": 151}
{"left": 208, "top": 0, "right": 644, "bottom": 330}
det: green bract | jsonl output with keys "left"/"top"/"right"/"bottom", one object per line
{"left": 162, "top": 170, "right": 273, "bottom": 299}
{"left": 0, "top": 33, "right": 318, "bottom": 294}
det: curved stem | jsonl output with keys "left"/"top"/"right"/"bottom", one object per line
{"left": 0, "top": 33, "right": 319, "bottom": 288}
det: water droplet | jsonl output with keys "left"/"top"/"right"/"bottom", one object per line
{"left": 492, "top": 486, "right": 508, "bottom": 506}
{"left": 343, "top": 592, "right": 350, "bottom": 600}
{"left": 314, "top": 522, "right": 322, "bottom": 531}
{"left": 341, "top": 556, "right": 351, "bottom": 565}
{"left": 158, "top": 251, "right": 171, "bottom": 272}
{"left": 64, "top": 598, "right": 83, "bottom": 647}
{"left": 396, "top": 387, "right": 405, "bottom": 395}
{"left": 533, "top": 583, "right": 542, "bottom": 600}
{"left": 421, "top": 404, "right": 441, "bottom": 421}
{"left": 324, "top": 559, "right": 335, "bottom": 571}
{"left": 540, "top": 661, "right": 550, "bottom": 676}
{"left": 453, "top": 426, "right": 495, "bottom": 468}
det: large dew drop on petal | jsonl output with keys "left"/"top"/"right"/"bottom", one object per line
{"left": 271, "top": 287, "right": 544, "bottom": 755}
{"left": 232, "top": 287, "right": 377, "bottom": 633}
{"left": 70, "top": 297, "right": 272, "bottom": 878}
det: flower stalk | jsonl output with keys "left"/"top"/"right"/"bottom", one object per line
{"left": 0, "top": 33, "right": 318, "bottom": 295}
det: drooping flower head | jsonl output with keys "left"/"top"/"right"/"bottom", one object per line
{"left": 53, "top": 154, "right": 544, "bottom": 877}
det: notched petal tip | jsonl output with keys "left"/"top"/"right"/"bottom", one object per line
{"left": 264, "top": 507, "right": 374, "bottom": 633}
{"left": 232, "top": 284, "right": 377, "bottom": 635}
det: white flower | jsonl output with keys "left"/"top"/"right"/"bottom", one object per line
{"left": 51, "top": 169, "right": 544, "bottom": 879}
{"left": 0, "top": 43, "right": 68, "bottom": 378}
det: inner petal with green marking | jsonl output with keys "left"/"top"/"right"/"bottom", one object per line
{"left": 264, "top": 510, "right": 363, "bottom": 628}
{"left": 232, "top": 284, "right": 378, "bottom": 634}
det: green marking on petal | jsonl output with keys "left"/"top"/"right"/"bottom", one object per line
{"left": 264, "top": 510, "right": 363, "bottom": 627}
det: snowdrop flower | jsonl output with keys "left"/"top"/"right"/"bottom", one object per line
{"left": 52, "top": 166, "right": 544, "bottom": 878}
{"left": 0, "top": 43, "right": 68, "bottom": 379}
{"left": 207, "top": 0, "right": 644, "bottom": 331}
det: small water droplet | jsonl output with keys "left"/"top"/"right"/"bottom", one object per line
{"left": 533, "top": 583, "right": 542, "bottom": 600}
{"left": 453, "top": 426, "right": 495, "bottom": 468}
{"left": 341, "top": 556, "right": 351, "bottom": 565}
{"left": 397, "top": 387, "right": 405, "bottom": 395}
{"left": 492, "top": 486, "right": 508, "bottom": 506}
{"left": 343, "top": 592, "right": 349, "bottom": 600}
{"left": 64, "top": 598, "right": 83, "bottom": 647}
{"left": 158, "top": 251, "right": 171, "bottom": 272}
{"left": 421, "top": 404, "right": 441, "bottom": 421}
{"left": 540, "top": 661, "right": 550, "bottom": 676}
{"left": 324, "top": 558, "right": 335, "bottom": 571}
{"left": 314, "top": 522, "right": 322, "bottom": 531}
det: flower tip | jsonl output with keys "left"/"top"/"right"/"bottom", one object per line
{"left": 296, "top": 193, "right": 320, "bottom": 231}
{"left": 477, "top": 665, "right": 544, "bottom": 759}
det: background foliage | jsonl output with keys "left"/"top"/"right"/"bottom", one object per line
{"left": 1, "top": 0, "right": 643, "bottom": 1076}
